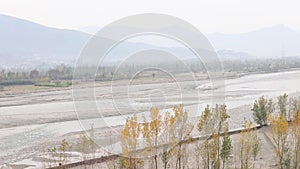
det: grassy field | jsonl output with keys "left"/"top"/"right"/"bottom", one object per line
{"left": 34, "top": 81, "right": 72, "bottom": 87}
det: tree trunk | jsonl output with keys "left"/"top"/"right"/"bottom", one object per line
{"left": 154, "top": 155, "right": 158, "bottom": 169}
{"left": 164, "top": 161, "right": 167, "bottom": 169}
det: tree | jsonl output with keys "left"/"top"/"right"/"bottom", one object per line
{"left": 252, "top": 96, "right": 274, "bottom": 126}
{"left": 21, "top": 72, "right": 27, "bottom": 79}
{"left": 270, "top": 114, "right": 289, "bottom": 169}
{"left": 197, "top": 104, "right": 231, "bottom": 169}
{"left": 198, "top": 105, "right": 211, "bottom": 133}
{"left": 160, "top": 111, "right": 176, "bottom": 169}
{"left": 220, "top": 133, "right": 232, "bottom": 169}
{"left": 7, "top": 71, "right": 16, "bottom": 80}
{"left": 251, "top": 132, "right": 261, "bottom": 169}
{"left": 120, "top": 115, "right": 143, "bottom": 169}
{"left": 141, "top": 107, "right": 162, "bottom": 169}
{"left": 76, "top": 125, "right": 97, "bottom": 162}
{"left": 278, "top": 93, "right": 288, "bottom": 118}
{"left": 290, "top": 97, "right": 300, "bottom": 119}
{"left": 213, "top": 104, "right": 230, "bottom": 169}
{"left": 59, "top": 139, "right": 72, "bottom": 165}
{"left": 0, "top": 69, "right": 5, "bottom": 80}
{"left": 150, "top": 107, "right": 162, "bottom": 169}
{"left": 197, "top": 105, "right": 212, "bottom": 169}
{"left": 47, "top": 139, "right": 72, "bottom": 167}
{"left": 172, "top": 104, "right": 192, "bottom": 169}
{"left": 291, "top": 111, "right": 300, "bottom": 169}
{"left": 48, "top": 69, "right": 61, "bottom": 80}
{"left": 237, "top": 120, "right": 261, "bottom": 169}
{"left": 30, "top": 70, "right": 39, "bottom": 79}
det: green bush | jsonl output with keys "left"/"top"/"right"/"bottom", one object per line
{"left": 0, "top": 79, "right": 33, "bottom": 86}
{"left": 34, "top": 81, "right": 72, "bottom": 87}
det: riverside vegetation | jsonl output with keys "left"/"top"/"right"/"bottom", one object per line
{"left": 1, "top": 56, "right": 300, "bottom": 91}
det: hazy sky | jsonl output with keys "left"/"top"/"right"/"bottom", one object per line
{"left": 1, "top": 0, "right": 300, "bottom": 33}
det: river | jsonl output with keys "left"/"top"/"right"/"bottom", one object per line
{"left": 1, "top": 70, "right": 300, "bottom": 166}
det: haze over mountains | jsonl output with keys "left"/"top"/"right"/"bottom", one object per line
{"left": 207, "top": 24, "right": 300, "bottom": 58}
{"left": 1, "top": 14, "right": 300, "bottom": 68}
{"left": 0, "top": 14, "right": 90, "bottom": 68}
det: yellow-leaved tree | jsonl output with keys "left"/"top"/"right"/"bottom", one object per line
{"left": 290, "top": 98, "right": 300, "bottom": 169}
{"left": 270, "top": 114, "right": 289, "bottom": 169}
{"left": 172, "top": 104, "right": 193, "bottom": 169}
{"left": 120, "top": 114, "right": 143, "bottom": 169}
{"left": 160, "top": 110, "right": 176, "bottom": 169}
{"left": 141, "top": 107, "right": 162, "bottom": 169}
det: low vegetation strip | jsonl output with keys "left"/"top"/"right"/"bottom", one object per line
{"left": 0, "top": 79, "right": 33, "bottom": 86}
{"left": 34, "top": 82, "right": 72, "bottom": 87}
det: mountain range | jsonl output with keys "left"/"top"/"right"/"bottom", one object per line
{"left": 0, "top": 14, "right": 89, "bottom": 68}
{"left": 207, "top": 24, "right": 300, "bottom": 58}
{"left": 1, "top": 14, "right": 300, "bottom": 68}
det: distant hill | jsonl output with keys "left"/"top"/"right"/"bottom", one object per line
{"left": 207, "top": 24, "right": 300, "bottom": 58}
{"left": 1, "top": 14, "right": 300, "bottom": 68}
{"left": 0, "top": 14, "right": 90, "bottom": 67}
{"left": 77, "top": 24, "right": 300, "bottom": 58}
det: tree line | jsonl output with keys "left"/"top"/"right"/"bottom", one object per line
{"left": 117, "top": 94, "right": 300, "bottom": 169}
{"left": 1, "top": 56, "right": 300, "bottom": 88}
